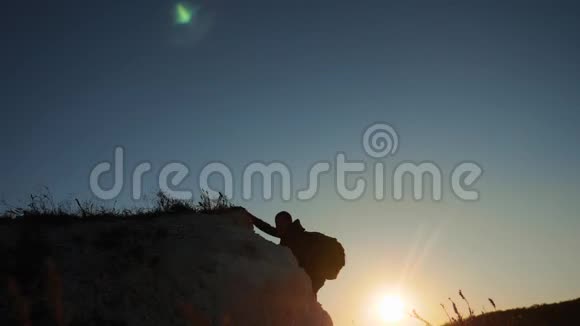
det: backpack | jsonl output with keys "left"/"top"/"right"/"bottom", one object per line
{"left": 299, "top": 231, "right": 346, "bottom": 280}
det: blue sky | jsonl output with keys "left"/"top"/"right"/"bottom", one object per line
{"left": 2, "top": 1, "right": 580, "bottom": 324}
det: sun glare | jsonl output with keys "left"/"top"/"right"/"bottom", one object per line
{"left": 376, "top": 294, "right": 405, "bottom": 323}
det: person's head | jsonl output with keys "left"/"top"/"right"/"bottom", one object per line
{"left": 275, "top": 211, "right": 293, "bottom": 235}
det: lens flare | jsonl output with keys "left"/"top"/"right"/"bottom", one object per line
{"left": 174, "top": 2, "right": 196, "bottom": 25}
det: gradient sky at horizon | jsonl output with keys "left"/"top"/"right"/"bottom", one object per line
{"left": 2, "top": 1, "right": 580, "bottom": 324}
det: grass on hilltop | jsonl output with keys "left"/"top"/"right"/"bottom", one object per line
{"left": 409, "top": 290, "right": 580, "bottom": 326}
{"left": 0, "top": 188, "right": 234, "bottom": 225}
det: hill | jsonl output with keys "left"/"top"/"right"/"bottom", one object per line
{"left": 443, "top": 298, "right": 580, "bottom": 326}
{"left": 0, "top": 203, "right": 332, "bottom": 326}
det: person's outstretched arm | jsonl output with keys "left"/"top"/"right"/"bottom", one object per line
{"left": 245, "top": 211, "right": 279, "bottom": 238}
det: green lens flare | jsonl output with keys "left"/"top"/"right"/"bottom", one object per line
{"left": 175, "top": 2, "right": 195, "bottom": 25}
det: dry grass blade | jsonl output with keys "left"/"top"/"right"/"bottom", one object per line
{"left": 409, "top": 309, "right": 432, "bottom": 326}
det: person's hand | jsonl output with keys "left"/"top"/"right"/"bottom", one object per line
{"left": 245, "top": 210, "right": 256, "bottom": 224}
{"left": 232, "top": 207, "right": 255, "bottom": 227}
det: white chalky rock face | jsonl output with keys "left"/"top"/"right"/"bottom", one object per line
{"left": 0, "top": 211, "right": 333, "bottom": 326}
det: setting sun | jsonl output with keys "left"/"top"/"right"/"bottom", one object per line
{"left": 376, "top": 295, "right": 406, "bottom": 323}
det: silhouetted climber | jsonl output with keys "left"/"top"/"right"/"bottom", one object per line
{"left": 244, "top": 210, "right": 345, "bottom": 295}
